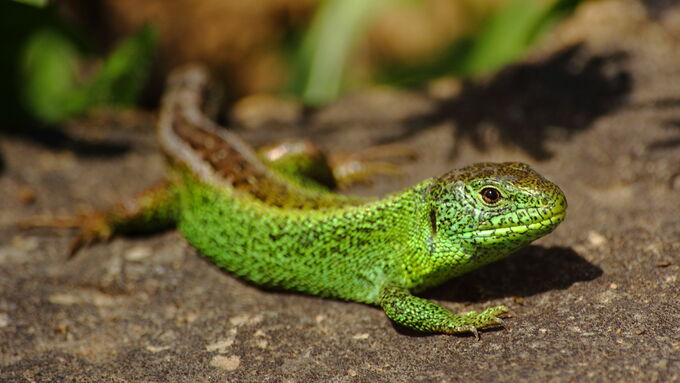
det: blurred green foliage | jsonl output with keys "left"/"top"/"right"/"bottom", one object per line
{"left": 0, "top": 1, "right": 155, "bottom": 128}
{"left": 0, "top": 1, "right": 58, "bottom": 126}
{"left": 293, "top": 0, "right": 584, "bottom": 105}
{"left": 458, "top": 0, "right": 583, "bottom": 76}
{"left": 1, "top": 0, "right": 583, "bottom": 125}
{"left": 10, "top": 0, "right": 47, "bottom": 7}
{"left": 20, "top": 29, "right": 89, "bottom": 123}
{"left": 21, "top": 26, "right": 156, "bottom": 123}
{"left": 290, "top": 0, "right": 385, "bottom": 106}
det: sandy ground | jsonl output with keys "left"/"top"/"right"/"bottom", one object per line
{"left": 1, "top": 1, "right": 679, "bottom": 382}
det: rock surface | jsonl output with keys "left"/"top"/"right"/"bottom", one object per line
{"left": 1, "top": 1, "right": 679, "bottom": 382}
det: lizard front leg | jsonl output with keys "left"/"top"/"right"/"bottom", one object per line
{"left": 378, "top": 283, "right": 508, "bottom": 337}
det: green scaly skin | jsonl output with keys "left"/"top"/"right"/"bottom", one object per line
{"left": 78, "top": 66, "right": 567, "bottom": 335}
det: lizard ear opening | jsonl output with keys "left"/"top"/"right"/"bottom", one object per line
{"left": 429, "top": 208, "right": 437, "bottom": 236}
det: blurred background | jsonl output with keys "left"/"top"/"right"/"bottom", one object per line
{"left": 1, "top": 0, "right": 587, "bottom": 127}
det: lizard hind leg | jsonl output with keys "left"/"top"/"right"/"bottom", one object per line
{"left": 258, "top": 139, "right": 338, "bottom": 191}
{"left": 378, "top": 283, "right": 508, "bottom": 337}
{"left": 327, "top": 143, "right": 418, "bottom": 189}
{"left": 258, "top": 140, "right": 418, "bottom": 191}
{"left": 22, "top": 181, "right": 179, "bottom": 257}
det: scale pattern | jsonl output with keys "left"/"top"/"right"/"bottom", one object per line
{"left": 108, "top": 66, "right": 568, "bottom": 334}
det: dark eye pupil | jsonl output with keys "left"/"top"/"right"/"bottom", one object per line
{"left": 482, "top": 188, "right": 501, "bottom": 203}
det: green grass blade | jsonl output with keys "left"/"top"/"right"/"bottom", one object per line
{"left": 293, "top": 0, "right": 385, "bottom": 105}
{"left": 379, "top": 0, "right": 583, "bottom": 87}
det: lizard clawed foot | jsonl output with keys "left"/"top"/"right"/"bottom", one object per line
{"left": 66, "top": 212, "right": 114, "bottom": 257}
{"left": 472, "top": 305, "right": 511, "bottom": 328}
{"left": 19, "top": 212, "right": 114, "bottom": 258}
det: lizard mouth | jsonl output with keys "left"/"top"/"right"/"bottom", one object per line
{"left": 459, "top": 210, "right": 566, "bottom": 240}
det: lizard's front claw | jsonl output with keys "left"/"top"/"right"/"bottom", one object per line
{"left": 440, "top": 305, "right": 510, "bottom": 336}
{"left": 474, "top": 305, "right": 510, "bottom": 329}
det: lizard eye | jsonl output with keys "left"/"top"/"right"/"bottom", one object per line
{"left": 481, "top": 187, "right": 501, "bottom": 204}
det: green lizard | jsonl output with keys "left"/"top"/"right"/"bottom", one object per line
{"left": 69, "top": 65, "right": 567, "bottom": 336}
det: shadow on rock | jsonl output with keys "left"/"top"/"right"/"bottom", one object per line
{"left": 424, "top": 246, "right": 602, "bottom": 303}
{"left": 639, "top": 0, "right": 680, "bottom": 19}
{"left": 648, "top": 116, "right": 680, "bottom": 151}
{"left": 4, "top": 125, "right": 130, "bottom": 158}
{"left": 391, "top": 44, "right": 632, "bottom": 160}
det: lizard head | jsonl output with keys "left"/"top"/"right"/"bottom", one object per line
{"left": 428, "top": 162, "right": 567, "bottom": 265}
